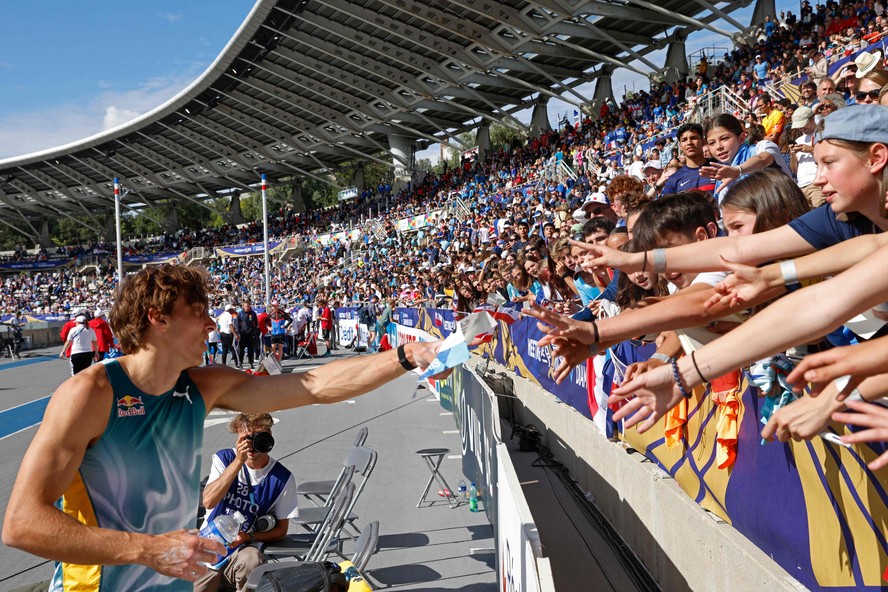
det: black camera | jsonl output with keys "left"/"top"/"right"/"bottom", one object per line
{"left": 246, "top": 432, "right": 275, "bottom": 454}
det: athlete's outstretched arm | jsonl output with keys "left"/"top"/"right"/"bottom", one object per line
{"left": 203, "top": 340, "right": 448, "bottom": 413}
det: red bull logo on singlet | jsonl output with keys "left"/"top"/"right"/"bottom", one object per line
{"left": 117, "top": 395, "right": 146, "bottom": 417}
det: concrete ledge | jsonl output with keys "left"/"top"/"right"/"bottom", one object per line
{"left": 498, "top": 364, "right": 806, "bottom": 592}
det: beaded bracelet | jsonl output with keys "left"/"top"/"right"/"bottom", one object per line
{"left": 671, "top": 359, "right": 692, "bottom": 399}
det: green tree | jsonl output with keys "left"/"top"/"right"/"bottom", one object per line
{"left": 489, "top": 123, "right": 525, "bottom": 151}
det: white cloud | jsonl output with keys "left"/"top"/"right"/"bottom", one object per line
{"left": 102, "top": 105, "right": 142, "bottom": 130}
{"left": 0, "top": 74, "right": 194, "bottom": 160}
{"left": 156, "top": 11, "right": 184, "bottom": 23}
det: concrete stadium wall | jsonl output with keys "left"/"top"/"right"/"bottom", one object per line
{"left": 497, "top": 363, "right": 806, "bottom": 592}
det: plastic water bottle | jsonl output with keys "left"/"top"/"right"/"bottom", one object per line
{"left": 457, "top": 480, "right": 467, "bottom": 504}
{"left": 199, "top": 511, "right": 246, "bottom": 564}
{"left": 469, "top": 482, "right": 479, "bottom": 512}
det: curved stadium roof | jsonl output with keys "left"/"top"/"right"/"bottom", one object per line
{"left": 0, "top": 0, "right": 748, "bottom": 234}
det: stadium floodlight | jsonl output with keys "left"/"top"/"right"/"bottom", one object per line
{"left": 112, "top": 178, "right": 131, "bottom": 286}
{"left": 261, "top": 173, "right": 270, "bottom": 309}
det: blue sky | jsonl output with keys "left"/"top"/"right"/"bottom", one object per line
{"left": 0, "top": 0, "right": 797, "bottom": 161}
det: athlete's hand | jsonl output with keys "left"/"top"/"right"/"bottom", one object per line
{"left": 408, "top": 340, "right": 453, "bottom": 379}
{"left": 145, "top": 529, "right": 225, "bottom": 582}
{"left": 570, "top": 240, "right": 639, "bottom": 273}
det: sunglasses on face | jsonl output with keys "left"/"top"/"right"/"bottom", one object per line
{"left": 856, "top": 89, "right": 881, "bottom": 102}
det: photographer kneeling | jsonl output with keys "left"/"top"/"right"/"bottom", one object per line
{"left": 197, "top": 413, "right": 299, "bottom": 592}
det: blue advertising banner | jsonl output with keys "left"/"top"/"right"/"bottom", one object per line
{"left": 121, "top": 252, "right": 184, "bottom": 264}
{"left": 214, "top": 242, "right": 282, "bottom": 257}
{"left": 0, "top": 258, "right": 72, "bottom": 270}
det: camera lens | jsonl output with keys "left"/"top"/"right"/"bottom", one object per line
{"left": 249, "top": 432, "right": 275, "bottom": 453}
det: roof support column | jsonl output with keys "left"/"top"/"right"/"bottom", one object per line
{"left": 166, "top": 207, "right": 180, "bottom": 234}
{"left": 229, "top": 192, "right": 246, "bottom": 224}
{"left": 290, "top": 178, "right": 305, "bottom": 214}
{"left": 103, "top": 214, "right": 116, "bottom": 243}
{"left": 352, "top": 166, "right": 364, "bottom": 194}
{"left": 530, "top": 99, "right": 551, "bottom": 138}
{"left": 39, "top": 218, "right": 53, "bottom": 249}
{"left": 664, "top": 32, "right": 690, "bottom": 84}
{"left": 476, "top": 123, "right": 492, "bottom": 161}
{"left": 593, "top": 72, "right": 616, "bottom": 109}
{"left": 750, "top": 0, "right": 777, "bottom": 27}
{"left": 387, "top": 134, "right": 415, "bottom": 189}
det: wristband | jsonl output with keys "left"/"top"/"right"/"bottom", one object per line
{"left": 649, "top": 353, "right": 672, "bottom": 363}
{"left": 779, "top": 260, "right": 799, "bottom": 286}
{"left": 671, "top": 359, "right": 692, "bottom": 399}
{"left": 652, "top": 248, "right": 667, "bottom": 274}
{"left": 397, "top": 344, "right": 416, "bottom": 371}
{"left": 845, "top": 389, "right": 864, "bottom": 403}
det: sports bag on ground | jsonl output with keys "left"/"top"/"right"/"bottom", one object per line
{"left": 254, "top": 561, "right": 349, "bottom": 592}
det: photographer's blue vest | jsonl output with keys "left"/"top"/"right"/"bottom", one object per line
{"left": 204, "top": 449, "right": 292, "bottom": 567}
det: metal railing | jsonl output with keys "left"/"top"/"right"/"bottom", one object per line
{"left": 687, "top": 85, "right": 750, "bottom": 123}
{"left": 537, "top": 156, "right": 577, "bottom": 186}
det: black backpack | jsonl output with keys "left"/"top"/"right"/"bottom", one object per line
{"left": 255, "top": 561, "right": 348, "bottom": 592}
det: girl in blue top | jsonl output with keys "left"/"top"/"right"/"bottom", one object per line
{"left": 698, "top": 113, "right": 783, "bottom": 204}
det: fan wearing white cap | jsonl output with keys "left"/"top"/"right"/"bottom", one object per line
{"left": 642, "top": 160, "right": 664, "bottom": 198}
{"left": 216, "top": 303, "right": 240, "bottom": 367}
{"left": 789, "top": 106, "right": 822, "bottom": 206}
{"left": 62, "top": 315, "right": 97, "bottom": 375}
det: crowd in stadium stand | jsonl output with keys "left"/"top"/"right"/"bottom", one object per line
{"left": 3, "top": 1, "right": 888, "bottom": 323}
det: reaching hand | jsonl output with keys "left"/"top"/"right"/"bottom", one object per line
{"left": 524, "top": 303, "right": 597, "bottom": 345}
{"left": 623, "top": 358, "right": 667, "bottom": 383}
{"left": 698, "top": 163, "right": 740, "bottom": 185}
{"left": 705, "top": 256, "right": 779, "bottom": 309}
{"left": 785, "top": 339, "right": 888, "bottom": 398}
{"left": 145, "top": 529, "right": 225, "bottom": 582}
{"left": 546, "top": 336, "right": 595, "bottom": 384}
{"left": 760, "top": 387, "right": 845, "bottom": 443}
{"left": 608, "top": 363, "right": 685, "bottom": 433}
{"left": 569, "top": 239, "right": 638, "bottom": 273}
{"left": 833, "top": 400, "right": 888, "bottom": 470}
